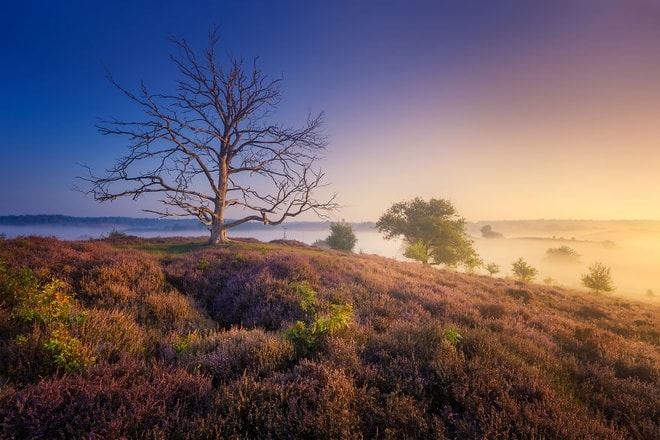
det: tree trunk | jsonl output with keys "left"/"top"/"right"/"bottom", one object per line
{"left": 209, "top": 220, "right": 228, "bottom": 244}
{"left": 209, "top": 159, "right": 230, "bottom": 245}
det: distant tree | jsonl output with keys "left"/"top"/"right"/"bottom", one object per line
{"left": 581, "top": 262, "right": 614, "bottom": 294}
{"left": 325, "top": 222, "right": 357, "bottom": 252}
{"left": 81, "top": 29, "right": 336, "bottom": 244}
{"left": 463, "top": 255, "right": 483, "bottom": 275}
{"left": 376, "top": 197, "right": 478, "bottom": 267}
{"left": 545, "top": 246, "right": 580, "bottom": 264}
{"left": 485, "top": 262, "right": 500, "bottom": 277}
{"left": 511, "top": 257, "right": 538, "bottom": 283}
{"left": 480, "top": 224, "right": 503, "bottom": 239}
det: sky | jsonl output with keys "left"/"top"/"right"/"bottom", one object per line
{"left": 2, "top": 0, "right": 660, "bottom": 222}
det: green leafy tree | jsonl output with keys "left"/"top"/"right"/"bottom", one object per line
{"left": 325, "top": 222, "right": 357, "bottom": 251}
{"left": 376, "top": 197, "right": 478, "bottom": 266}
{"left": 511, "top": 257, "right": 538, "bottom": 282}
{"left": 581, "top": 262, "right": 614, "bottom": 294}
{"left": 403, "top": 240, "right": 432, "bottom": 264}
{"left": 485, "top": 262, "right": 500, "bottom": 277}
{"left": 463, "top": 255, "right": 484, "bottom": 275}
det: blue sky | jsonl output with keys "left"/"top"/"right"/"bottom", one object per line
{"left": 2, "top": 1, "right": 660, "bottom": 221}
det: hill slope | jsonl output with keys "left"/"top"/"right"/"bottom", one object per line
{"left": 0, "top": 236, "right": 658, "bottom": 439}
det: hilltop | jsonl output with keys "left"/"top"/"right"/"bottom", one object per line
{"left": 0, "top": 235, "right": 658, "bottom": 438}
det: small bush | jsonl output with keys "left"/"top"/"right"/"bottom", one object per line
{"left": 0, "top": 236, "right": 657, "bottom": 439}
{"left": 1, "top": 262, "right": 94, "bottom": 375}
{"left": 285, "top": 303, "right": 353, "bottom": 352}
{"left": 581, "top": 262, "right": 615, "bottom": 294}
{"left": 485, "top": 262, "right": 500, "bottom": 276}
{"left": 325, "top": 222, "right": 357, "bottom": 252}
{"left": 180, "top": 328, "right": 295, "bottom": 383}
{"left": 43, "top": 328, "right": 95, "bottom": 374}
{"left": 511, "top": 257, "right": 538, "bottom": 283}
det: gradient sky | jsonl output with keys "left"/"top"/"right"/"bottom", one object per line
{"left": 2, "top": 0, "right": 660, "bottom": 222}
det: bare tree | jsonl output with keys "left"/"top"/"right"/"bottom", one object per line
{"left": 82, "top": 30, "right": 336, "bottom": 244}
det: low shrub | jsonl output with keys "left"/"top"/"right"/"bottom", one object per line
{"left": 0, "top": 361, "right": 213, "bottom": 439}
{"left": 0, "top": 237, "right": 657, "bottom": 439}
{"left": 177, "top": 327, "right": 296, "bottom": 382}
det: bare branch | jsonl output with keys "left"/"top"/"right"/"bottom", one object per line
{"left": 80, "top": 29, "right": 336, "bottom": 243}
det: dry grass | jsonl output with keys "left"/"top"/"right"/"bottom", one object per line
{"left": 0, "top": 236, "right": 658, "bottom": 438}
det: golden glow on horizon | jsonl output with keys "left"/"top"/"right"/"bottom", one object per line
{"left": 326, "top": 13, "right": 660, "bottom": 223}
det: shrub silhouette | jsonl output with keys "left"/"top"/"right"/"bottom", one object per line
{"left": 325, "top": 222, "right": 357, "bottom": 251}
{"left": 485, "top": 262, "right": 500, "bottom": 276}
{"left": 581, "top": 261, "right": 614, "bottom": 294}
{"left": 545, "top": 245, "right": 581, "bottom": 264}
{"left": 511, "top": 257, "right": 538, "bottom": 282}
{"left": 377, "top": 197, "right": 478, "bottom": 266}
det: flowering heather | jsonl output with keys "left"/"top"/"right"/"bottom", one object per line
{"left": 0, "top": 236, "right": 658, "bottom": 438}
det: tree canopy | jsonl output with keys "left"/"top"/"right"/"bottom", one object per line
{"left": 376, "top": 197, "right": 477, "bottom": 266}
{"left": 544, "top": 246, "right": 581, "bottom": 264}
{"left": 511, "top": 257, "right": 538, "bottom": 283}
{"left": 581, "top": 262, "right": 615, "bottom": 294}
{"left": 82, "top": 30, "right": 336, "bottom": 244}
{"left": 325, "top": 222, "right": 357, "bottom": 252}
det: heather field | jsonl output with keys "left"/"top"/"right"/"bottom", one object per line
{"left": 0, "top": 236, "right": 658, "bottom": 439}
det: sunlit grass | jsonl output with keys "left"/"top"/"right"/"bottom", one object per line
{"left": 0, "top": 235, "right": 657, "bottom": 438}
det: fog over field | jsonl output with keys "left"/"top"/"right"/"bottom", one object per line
{"left": 2, "top": 218, "right": 658, "bottom": 303}
{"left": 467, "top": 220, "right": 660, "bottom": 302}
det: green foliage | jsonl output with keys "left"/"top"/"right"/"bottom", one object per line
{"left": 485, "top": 262, "right": 500, "bottom": 276}
{"left": 376, "top": 197, "right": 478, "bottom": 266}
{"left": 11, "top": 278, "right": 73, "bottom": 329}
{"left": 403, "top": 240, "right": 430, "bottom": 264}
{"left": 1, "top": 237, "right": 659, "bottom": 439}
{"left": 285, "top": 283, "right": 353, "bottom": 351}
{"left": 1, "top": 262, "right": 95, "bottom": 373}
{"left": 313, "top": 303, "right": 354, "bottom": 335}
{"left": 462, "top": 255, "right": 484, "bottom": 275}
{"left": 174, "top": 330, "right": 203, "bottom": 354}
{"left": 325, "top": 222, "right": 357, "bottom": 251}
{"left": 197, "top": 256, "right": 211, "bottom": 270}
{"left": 511, "top": 257, "right": 538, "bottom": 283}
{"left": 43, "top": 329, "right": 95, "bottom": 374}
{"left": 0, "top": 260, "right": 38, "bottom": 309}
{"left": 443, "top": 327, "right": 463, "bottom": 345}
{"left": 285, "top": 304, "right": 353, "bottom": 350}
{"left": 285, "top": 320, "right": 317, "bottom": 349}
{"left": 290, "top": 281, "right": 317, "bottom": 314}
{"left": 581, "top": 262, "right": 614, "bottom": 294}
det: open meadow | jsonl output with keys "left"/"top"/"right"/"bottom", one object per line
{"left": 0, "top": 235, "right": 658, "bottom": 438}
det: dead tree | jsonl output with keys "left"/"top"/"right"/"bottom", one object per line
{"left": 82, "top": 31, "right": 336, "bottom": 244}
